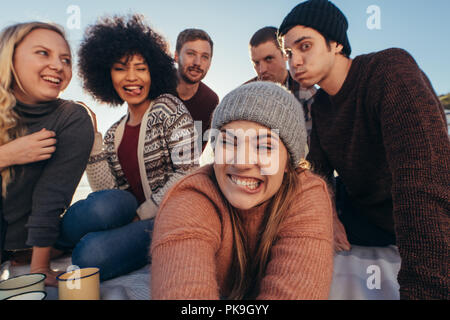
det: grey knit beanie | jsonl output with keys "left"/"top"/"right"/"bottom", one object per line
{"left": 210, "top": 81, "right": 307, "bottom": 167}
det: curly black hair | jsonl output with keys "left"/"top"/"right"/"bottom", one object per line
{"left": 78, "top": 14, "right": 177, "bottom": 106}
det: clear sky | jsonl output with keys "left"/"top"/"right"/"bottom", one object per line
{"left": 2, "top": 0, "right": 450, "bottom": 134}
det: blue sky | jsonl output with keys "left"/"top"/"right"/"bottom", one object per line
{"left": 2, "top": 0, "right": 450, "bottom": 134}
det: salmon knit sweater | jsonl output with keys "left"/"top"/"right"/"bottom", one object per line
{"left": 151, "top": 165, "right": 334, "bottom": 300}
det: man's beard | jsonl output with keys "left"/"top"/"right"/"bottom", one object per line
{"left": 178, "top": 65, "right": 205, "bottom": 85}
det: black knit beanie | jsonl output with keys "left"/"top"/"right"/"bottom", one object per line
{"left": 279, "top": 0, "right": 351, "bottom": 56}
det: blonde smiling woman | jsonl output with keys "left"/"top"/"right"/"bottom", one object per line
{"left": 151, "top": 82, "right": 334, "bottom": 300}
{"left": 0, "top": 21, "right": 94, "bottom": 286}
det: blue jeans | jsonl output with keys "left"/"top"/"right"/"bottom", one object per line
{"left": 56, "top": 189, "right": 153, "bottom": 281}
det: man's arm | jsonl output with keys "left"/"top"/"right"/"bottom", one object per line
{"left": 375, "top": 49, "right": 449, "bottom": 299}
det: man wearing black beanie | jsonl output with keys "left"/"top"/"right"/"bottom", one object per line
{"left": 279, "top": 0, "right": 449, "bottom": 300}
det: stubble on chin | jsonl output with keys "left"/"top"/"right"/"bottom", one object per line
{"left": 178, "top": 66, "right": 205, "bottom": 85}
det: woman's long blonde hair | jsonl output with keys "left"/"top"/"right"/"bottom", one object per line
{"left": 0, "top": 22, "right": 67, "bottom": 196}
{"left": 224, "top": 159, "right": 304, "bottom": 300}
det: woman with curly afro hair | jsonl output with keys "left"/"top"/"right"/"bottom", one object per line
{"left": 56, "top": 14, "right": 199, "bottom": 281}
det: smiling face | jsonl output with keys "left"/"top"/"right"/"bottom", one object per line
{"left": 175, "top": 39, "right": 212, "bottom": 85}
{"left": 110, "top": 54, "right": 151, "bottom": 107}
{"left": 283, "top": 25, "right": 341, "bottom": 89}
{"left": 213, "top": 120, "right": 289, "bottom": 210}
{"left": 250, "top": 40, "right": 288, "bottom": 84}
{"left": 12, "top": 28, "right": 72, "bottom": 104}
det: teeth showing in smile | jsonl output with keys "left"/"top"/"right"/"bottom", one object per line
{"left": 230, "top": 175, "right": 261, "bottom": 190}
{"left": 124, "top": 86, "right": 143, "bottom": 94}
{"left": 42, "top": 76, "right": 61, "bottom": 84}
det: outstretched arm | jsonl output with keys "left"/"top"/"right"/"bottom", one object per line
{"left": 374, "top": 49, "right": 449, "bottom": 299}
{"left": 151, "top": 185, "right": 221, "bottom": 299}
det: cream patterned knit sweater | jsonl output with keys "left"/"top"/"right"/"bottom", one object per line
{"left": 86, "top": 94, "right": 199, "bottom": 220}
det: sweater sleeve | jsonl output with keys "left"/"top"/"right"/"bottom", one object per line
{"left": 256, "top": 173, "right": 334, "bottom": 300}
{"left": 85, "top": 131, "right": 118, "bottom": 191}
{"left": 151, "top": 181, "right": 222, "bottom": 299}
{"left": 150, "top": 98, "right": 199, "bottom": 205}
{"left": 25, "top": 103, "right": 94, "bottom": 247}
{"left": 372, "top": 49, "right": 450, "bottom": 299}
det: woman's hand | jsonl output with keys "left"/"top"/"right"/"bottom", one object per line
{"left": 30, "top": 247, "right": 59, "bottom": 287}
{"left": 30, "top": 266, "right": 60, "bottom": 287}
{"left": 0, "top": 128, "right": 56, "bottom": 168}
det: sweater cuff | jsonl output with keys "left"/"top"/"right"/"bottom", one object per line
{"left": 137, "top": 199, "right": 159, "bottom": 220}
{"left": 25, "top": 216, "right": 60, "bottom": 248}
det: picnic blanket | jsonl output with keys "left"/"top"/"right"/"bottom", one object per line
{"left": 1, "top": 244, "right": 401, "bottom": 300}
{"left": 1, "top": 171, "right": 402, "bottom": 300}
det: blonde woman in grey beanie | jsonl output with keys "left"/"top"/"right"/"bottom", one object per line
{"left": 151, "top": 81, "right": 334, "bottom": 300}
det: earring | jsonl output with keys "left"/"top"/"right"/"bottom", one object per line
{"left": 297, "top": 158, "right": 311, "bottom": 170}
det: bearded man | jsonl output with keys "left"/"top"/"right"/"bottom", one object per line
{"left": 175, "top": 29, "right": 219, "bottom": 150}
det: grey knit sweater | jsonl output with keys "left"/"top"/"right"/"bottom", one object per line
{"left": 2, "top": 99, "right": 94, "bottom": 250}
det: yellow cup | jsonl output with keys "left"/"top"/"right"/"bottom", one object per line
{"left": 57, "top": 267, "right": 100, "bottom": 300}
{"left": 0, "top": 273, "right": 46, "bottom": 300}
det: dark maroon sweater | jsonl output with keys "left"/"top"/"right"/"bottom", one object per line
{"left": 307, "top": 48, "right": 449, "bottom": 300}
{"left": 179, "top": 82, "right": 219, "bottom": 149}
